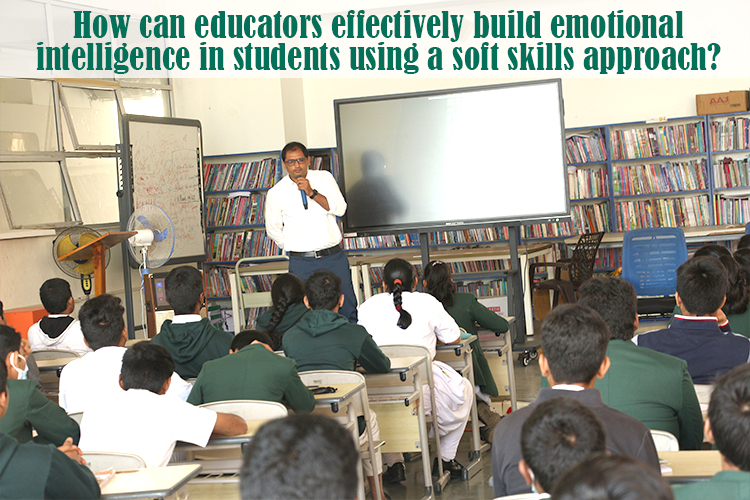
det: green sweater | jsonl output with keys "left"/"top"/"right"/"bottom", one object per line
{"left": 283, "top": 309, "right": 391, "bottom": 373}
{"left": 152, "top": 318, "right": 234, "bottom": 379}
{"left": 187, "top": 343, "right": 315, "bottom": 413}
{"left": 445, "top": 292, "right": 509, "bottom": 397}
{"left": 673, "top": 470, "right": 750, "bottom": 499}
{"left": 255, "top": 302, "right": 310, "bottom": 333}
{"left": 0, "top": 379, "right": 80, "bottom": 446}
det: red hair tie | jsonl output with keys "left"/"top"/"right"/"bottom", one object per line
{"left": 393, "top": 279, "right": 402, "bottom": 285}
{"left": 395, "top": 305, "right": 402, "bottom": 311}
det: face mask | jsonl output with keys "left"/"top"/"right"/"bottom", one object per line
{"left": 529, "top": 469, "right": 539, "bottom": 495}
{"left": 11, "top": 352, "right": 28, "bottom": 380}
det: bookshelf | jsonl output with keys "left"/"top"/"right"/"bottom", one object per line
{"left": 709, "top": 111, "right": 750, "bottom": 225}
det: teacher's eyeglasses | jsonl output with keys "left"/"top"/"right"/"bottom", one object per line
{"left": 284, "top": 158, "right": 307, "bottom": 166}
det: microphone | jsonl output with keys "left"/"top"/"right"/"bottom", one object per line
{"left": 301, "top": 190, "right": 308, "bottom": 210}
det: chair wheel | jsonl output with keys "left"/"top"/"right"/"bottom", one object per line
{"left": 520, "top": 354, "right": 531, "bottom": 367}
{"left": 529, "top": 349, "right": 538, "bottom": 360}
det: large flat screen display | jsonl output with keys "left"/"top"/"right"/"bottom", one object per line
{"left": 335, "top": 79, "right": 569, "bottom": 235}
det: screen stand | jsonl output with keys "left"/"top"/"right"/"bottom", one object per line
{"left": 505, "top": 224, "right": 526, "bottom": 344}
{"left": 418, "top": 232, "right": 431, "bottom": 292}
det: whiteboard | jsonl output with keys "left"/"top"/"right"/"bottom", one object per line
{"left": 121, "top": 116, "right": 205, "bottom": 263}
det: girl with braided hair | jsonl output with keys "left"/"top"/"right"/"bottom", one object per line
{"left": 358, "top": 258, "right": 473, "bottom": 482}
{"left": 255, "top": 274, "right": 309, "bottom": 351}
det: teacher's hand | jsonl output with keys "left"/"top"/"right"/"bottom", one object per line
{"left": 294, "top": 177, "right": 313, "bottom": 196}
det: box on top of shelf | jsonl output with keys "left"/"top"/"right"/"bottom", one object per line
{"left": 696, "top": 91, "right": 749, "bottom": 116}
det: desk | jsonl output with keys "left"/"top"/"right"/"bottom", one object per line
{"left": 564, "top": 225, "right": 746, "bottom": 249}
{"left": 477, "top": 328, "right": 517, "bottom": 411}
{"left": 36, "top": 357, "right": 75, "bottom": 372}
{"left": 659, "top": 450, "right": 722, "bottom": 484}
{"left": 100, "top": 463, "right": 201, "bottom": 499}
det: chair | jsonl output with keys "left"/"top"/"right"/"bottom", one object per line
{"left": 745, "top": 222, "right": 750, "bottom": 234}
{"left": 31, "top": 349, "right": 80, "bottom": 360}
{"left": 198, "top": 400, "right": 288, "bottom": 420}
{"left": 529, "top": 232, "right": 604, "bottom": 306}
{"left": 693, "top": 384, "right": 713, "bottom": 406}
{"left": 81, "top": 451, "right": 146, "bottom": 472}
{"left": 622, "top": 228, "right": 688, "bottom": 318}
{"left": 67, "top": 412, "right": 83, "bottom": 425}
{"left": 650, "top": 429, "right": 679, "bottom": 452}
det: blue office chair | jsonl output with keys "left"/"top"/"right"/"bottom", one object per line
{"left": 622, "top": 227, "right": 688, "bottom": 317}
{"left": 745, "top": 222, "right": 750, "bottom": 234}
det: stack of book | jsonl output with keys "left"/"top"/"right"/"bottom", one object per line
{"left": 203, "top": 158, "right": 282, "bottom": 192}
{"left": 612, "top": 160, "right": 708, "bottom": 196}
{"left": 610, "top": 122, "right": 706, "bottom": 160}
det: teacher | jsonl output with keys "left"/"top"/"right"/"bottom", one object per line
{"left": 265, "top": 141, "right": 358, "bottom": 322}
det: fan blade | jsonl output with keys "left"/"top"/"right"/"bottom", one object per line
{"left": 77, "top": 232, "right": 99, "bottom": 247}
{"left": 74, "top": 260, "right": 96, "bottom": 276}
{"left": 137, "top": 216, "right": 154, "bottom": 231}
{"left": 153, "top": 228, "right": 169, "bottom": 242}
{"left": 56, "top": 235, "right": 77, "bottom": 257}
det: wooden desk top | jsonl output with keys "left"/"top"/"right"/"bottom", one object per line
{"left": 659, "top": 450, "right": 722, "bottom": 482}
{"left": 312, "top": 382, "right": 364, "bottom": 405}
{"left": 435, "top": 335, "right": 477, "bottom": 353}
{"left": 564, "top": 225, "right": 745, "bottom": 247}
{"left": 100, "top": 463, "right": 201, "bottom": 499}
{"left": 349, "top": 242, "right": 554, "bottom": 267}
{"left": 35, "top": 357, "right": 75, "bottom": 371}
{"left": 383, "top": 356, "right": 427, "bottom": 373}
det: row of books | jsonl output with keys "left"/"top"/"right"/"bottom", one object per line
{"left": 565, "top": 133, "right": 608, "bottom": 164}
{"left": 711, "top": 117, "right": 750, "bottom": 152}
{"left": 205, "top": 193, "right": 267, "bottom": 227}
{"left": 454, "top": 279, "right": 508, "bottom": 297}
{"left": 569, "top": 166, "right": 608, "bottom": 199}
{"left": 207, "top": 231, "right": 281, "bottom": 262}
{"left": 342, "top": 234, "right": 418, "bottom": 251}
{"left": 203, "top": 159, "right": 283, "bottom": 192}
{"left": 522, "top": 220, "right": 575, "bottom": 239}
{"left": 309, "top": 154, "right": 341, "bottom": 181}
{"left": 594, "top": 248, "right": 621, "bottom": 271}
{"left": 614, "top": 195, "right": 710, "bottom": 231}
{"left": 714, "top": 157, "right": 750, "bottom": 189}
{"left": 610, "top": 122, "right": 706, "bottom": 160}
{"left": 714, "top": 195, "right": 750, "bottom": 225}
{"left": 205, "top": 266, "right": 275, "bottom": 298}
{"left": 343, "top": 228, "right": 512, "bottom": 251}
{"left": 612, "top": 160, "right": 708, "bottom": 196}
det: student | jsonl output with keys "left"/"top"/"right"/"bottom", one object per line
{"left": 551, "top": 454, "right": 675, "bottom": 500}
{"left": 492, "top": 304, "right": 659, "bottom": 497}
{"left": 188, "top": 329, "right": 315, "bottom": 413}
{"left": 546, "top": 277, "right": 703, "bottom": 450}
{"left": 519, "top": 397, "right": 607, "bottom": 496}
{"left": 59, "top": 294, "right": 192, "bottom": 414}
{"left": 0, "top": 363, "right": 101, "bottom": 499}
{"left": 737, "top": 233, "right": 750, "bottom": 250}
{"left": 0, "top": 300, "right": 40, "bottom": 383}
{"left": 423, "top": 259, "right": 506, "bottom": 442}
{"left": 636, "top": 256, "right": 750, "bottom": 384}
{"left": 283, "top": 270, "right": 390, "bottom": 500}
{"left": 27, "top": 278, "right": 91, "bottom": 356}
{"left": 78, "top": 341, "right": 247, "bottom": 468}
{"left": 357, "top": 258, "right": 473, "bottom": 481}
{"left": 241, "top": 414, "right": 359, "bottom": 500}
{"left": 732, "top": 247, "right": 750, "bottom": 338}
{"left": 0, "top": 324, "right": 80, "bottom": 446}
{"left": 672, "top": 363, "right": 750, "bottom": 499}
{"left": 254, "top": 273, "right": 310, "bottom": 350}
{"left": 151, "top": 266, "right": 234, "bottom": 379}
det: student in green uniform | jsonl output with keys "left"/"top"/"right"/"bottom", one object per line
{"left": 732, "top": 247, "right": 750, "bottom": 339}
{"left": 152, "top": 266, "right": 234, "bottom": 378}
{"left": 422, "top": 260, "right": 506, "bottom": 442}
{"left": 0, "top": 324, "right": 80, "bottom": 446}
{"left": 255, "top": 274, "right": 310, "bottom": 350}
{"left": 188, "top": 329, "right": 315, "bottom": 413}
{"left": 673, "top": 363, "right": 750, "bottom": 500}
{"left": 0, "top": 363, "right": 100, "bottom": 499}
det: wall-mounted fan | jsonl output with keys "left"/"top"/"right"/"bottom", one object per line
{"left": 126, "top": 204, "right": 175, "bottom": 272}
{"left": 52, "top": 226, "right": 110, "bottom": 297}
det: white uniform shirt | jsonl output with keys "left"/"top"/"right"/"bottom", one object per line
{"left": 79, "top": 389, "right": 217, "bottom": 468}
{"left": 27, "top": 316, "right": 92, "bottom": 357}
{"left": 264, "top": 170, "right": 346, "bottom": 252}
{"left": 58, "top": 346, "right": 192, "bottom": 413}
{"left": 358, "top": 291, "right": 460, "bottom": 359}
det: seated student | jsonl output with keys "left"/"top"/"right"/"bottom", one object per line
{"left": 0, "top": 363, "right": 101, "bottom": 499}
{"left": 0, "top": 324, "right": 80, "bottom": 446}
{"left": 254, "top": 274, "right": 310, "bottom": 350}
{"left": 672, "top": 363, "right": 750, "bottom": 499}
{"left": 0, "top": 300, "right": 40, "bottom": 383}
{"left": 422, "top": 260, "right": 506, "bottom": 443}
{"left": 283, "top": 270, "right": 390, "bottom": 500}
{"left": 241, "top": 414, "right": 359, "bottom": 500}
{"left": 151, "top": 266, "right": 234, "bottom": 379}
{"left": 737, "top": 233, "right": 750, "bottom": 250}
{"left": 636, "top": 256, "right": 750, "bottom": 384}
{"left": 27, "top": 278, "right": 91, "bottom": 356}
{"left": 551, "top": 454, "right": 675, "bottom": 500}
{"left": 519, "top": 397, "right": 607, "bottom": 496}
{"left": 188, "top": 329, "right": 315, "bottom": 413}
{"left": 58, "top": 294, "right": 192, "bottom": 414}
{"left": 542, "top": 277, "right": 704, "bottom": 450}
{"left": 732, "top": 247, "right": 750, "bottom": 339}
{"left": 78, "top": 341, "right": 247, "bottom": 468}
{"left": 492, "top": 304, "right": 659, "bottom": 498}
{"left": 357, "top": 258, "right": 473, "bottom": 481}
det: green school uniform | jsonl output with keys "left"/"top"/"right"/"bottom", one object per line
{"left": 673, "top": 470, "right": 750, "bottom": 499}
{"left": 152, "top": 318, "right": 233, "bottom": 379}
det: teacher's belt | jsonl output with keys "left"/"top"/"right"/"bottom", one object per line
{"left": 288, "top": 244, "right": 342, "bottom": 259}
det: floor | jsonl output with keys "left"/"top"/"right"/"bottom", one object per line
{"left": 188, "top": 354, "right": 543, "bottom": 500}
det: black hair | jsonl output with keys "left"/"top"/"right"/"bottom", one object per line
{"left": 578, "top": 277, "right": 637, "bottom": 341}
{"left": 120, "top": 342, "right": 175, "bottom": 394}
{"left": 738, "top": 234, "right": 750, "bottom": 250}
{"left": 304, "top": 270, "right": 342, "bottom": 311}
{"left": 707, "top": 363, "right": 750, "bottom": 471}
{"left": 264, "top": 274, "right": 305, "bottom": 346}
{"left": 694, "top": 244, "right": 749, "bottom": 315}
{"left": 521, "top": 397, "right": 607, "bottom": 493}
{"left": 281, "top": 141, "right": 309, "bottom": 162}
{"left": 541, "top": 304, "right": 609, "bottom": 385}
{"left": 423, "top": 260, "right": 455, "bottom": 308}
{"left": 39, "top": 278, "right": 72, "bottom": 314}
{"left": 165, "top": 266, "right": 204, "bottom": 315}
{"left": 551, "top": 454, "right": 674, "bottom": 500}
{"left": 734, "top": 248, "right": 750, "bottom": 295}
{"left": 0, "top": 300, "right": 4, "bottom": 321}
{"left": 78, "top": 294, "right": 125, "bottom": 350}
{"left": 383, "top": 258, "right": 415, "bottom": 329}
{"left": 676, "top": 256, "right": 728, "bottom": 316}
{"left": 0, "top": 361, "right": 7, "bottom": 395}
{"left": 0, "top": 324, "right": 21, "bottom": 365}
{"left": 241, "top": 414, "right": 359, "bottom": 500}
{"left": 231, "top": 330, "right": 273, "bottom": 351}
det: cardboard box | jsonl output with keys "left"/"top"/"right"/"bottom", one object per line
{"left": 696, "top": 91, "right": 749, "bottom": 115}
